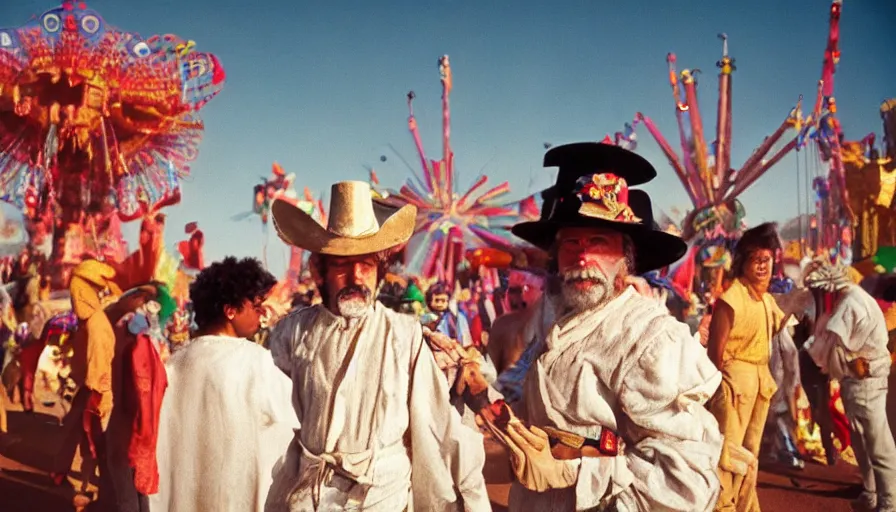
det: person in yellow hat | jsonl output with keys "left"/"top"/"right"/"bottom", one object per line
{"left": 265, "top": 180, "right": 489, "bottom": 511}
{"left": 66, "top": 259, "right": 123, "bottom": 510}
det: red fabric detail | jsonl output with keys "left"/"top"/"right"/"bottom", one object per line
{"left": 598, "top": 429, "right": 619, "bottom": 456}
{"left": 824, "top": 293, "right": 835, "bottom": 315}
{"left": 177, "top": 230, "right": 205, "bottom": 270}
{"left": 19, "top": 341, "right": 46, "bottom": 403}
{"left": 469, "top": 313, "right": 483, "bottom": 350}
{"left": 829, "top": 387, "right": 851, "bottom": 451}
{"left": 670, "top": 246, "right": 699, "bottom": 299}
{"left": 124, "top": 334, "right": 168, "bottom": 495}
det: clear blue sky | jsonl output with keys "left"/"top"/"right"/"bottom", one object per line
{"left": 2, "top": 0, "right": 894, "bottom": 276}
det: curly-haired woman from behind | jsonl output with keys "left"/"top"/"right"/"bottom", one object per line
{"left": 150, "top": 257, "right": 299, "bottom": 512}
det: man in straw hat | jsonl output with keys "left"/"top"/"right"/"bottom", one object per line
{"left": 803, "top": 260, "right": 896, "bottom": 512}
{"left": 487, "top": 143, "right": 723, "bottom": 511}
{"left": 265, "top": 181, "right": 489, "bottom": 511}
{"left": 705, "top": 222, "right": 785, "bottom": 512}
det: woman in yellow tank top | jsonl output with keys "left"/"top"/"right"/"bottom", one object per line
{"left": 707, "top": 223, "right": 785, "bottom": 512}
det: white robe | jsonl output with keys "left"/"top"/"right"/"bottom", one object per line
{"left": 265, "top": 302, "right": 490, "bottom": 512}
{"left": 511, "top": 287, "right": 723, "bottom": 511}
{"left": 150, "top": 336, "right": 298, "bottom": 512}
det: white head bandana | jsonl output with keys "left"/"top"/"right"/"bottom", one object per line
{"left": 803, "top": 261, "right": 851, "bottom": 292}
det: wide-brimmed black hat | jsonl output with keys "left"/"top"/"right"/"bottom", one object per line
{"left": 512, "top": 142, "right": 687, "bottom": 273}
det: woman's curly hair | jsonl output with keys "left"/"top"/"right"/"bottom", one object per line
{"left": 190, "top": 256, "right": 277, "bottom": 331}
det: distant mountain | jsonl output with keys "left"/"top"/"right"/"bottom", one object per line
{"left": 778, "top": 214, "right": 813, "bottom": 241}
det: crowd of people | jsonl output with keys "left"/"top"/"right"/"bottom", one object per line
{"left": 2, "top": 142, "right": 896, "bottom": 512}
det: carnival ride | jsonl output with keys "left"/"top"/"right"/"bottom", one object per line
{"left": 371, "top": 56, "right": 541, "bottom": 284}
{"left": 595, "top": 34, "right": 803, "bottom": 296}
{"left": 788, "top": 0, "right": 896, "bottom": 272}
{"left": 0, "top": 1, "right": 225, "bottom": 287}
{"left": 793, "top": 0, "right": 851, "bottom": 264}
{"left": 611, "top": 34, "right": 804, "bottom": 245}
{"left": 599, "top": 0, "right": 884, "bottom": 298}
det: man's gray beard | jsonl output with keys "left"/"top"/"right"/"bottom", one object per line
{"left": 334, "top": 286, "right": 374, "bottom": 318}
{"left": 560, "top": 268, "right": 612, "bottom": 313}
{"left": 337, "top": 297, "right": 371, "bottom": 318}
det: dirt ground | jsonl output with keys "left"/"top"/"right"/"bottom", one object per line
{"left": 0, "top": 410, "right": 866, "bottom": 512}
{"left": 482, "top": 437, "right": 863, "bottom": 511}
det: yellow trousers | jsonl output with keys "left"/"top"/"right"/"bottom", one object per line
{"left": 709, "top": 359, "right": 777, "bottom": 512}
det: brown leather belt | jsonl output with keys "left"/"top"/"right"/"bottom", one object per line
{"left": 542, "top": 425, "right": 623, "bottom": 457}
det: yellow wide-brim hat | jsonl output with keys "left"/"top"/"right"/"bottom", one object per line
{"left": 272, "top": 180, "right": 417, "bottom": 257}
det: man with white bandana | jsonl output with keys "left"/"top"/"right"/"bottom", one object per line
{"left": 489, "top": 143, "right": 723, "bottom": 511}
{"left": 803, "top": 260, "right": 896, "bottom": 512}
{"left": 264, "top": 181, "right": 489, "bottom": 511}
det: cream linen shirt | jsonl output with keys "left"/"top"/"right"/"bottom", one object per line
{"left": 266, "top": 302, "right": 490, "bottom": 512}
{"left": 511, "top": 287, "right": 723, "bottom": 511}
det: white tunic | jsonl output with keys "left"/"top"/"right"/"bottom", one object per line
{"left": 806, "top": 284, "right": 892, "bottom": 380}
{"left": 150, "top": 336, "right": 299, "bottom": 512}
{"left": 511, "top": 287, "right": 723, "bottom": 511}
{"left": 769, "top": 318, "right": 801, "bottom": 416}
{"left": 265, "top": 302, "right": 490, "bottom": 512}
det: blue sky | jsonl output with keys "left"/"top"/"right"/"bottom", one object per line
{"left": 2, "top": 0, "right": 894, "bottom": 276}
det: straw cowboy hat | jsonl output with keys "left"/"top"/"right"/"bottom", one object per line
{"left": 272, "top": 180, "right": 417, "bottom": 256}
{"left": 512, "top": 142, "right": 687, "bottom": 273}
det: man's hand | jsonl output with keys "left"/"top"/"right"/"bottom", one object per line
{"left": 85, "top": 389, "right": 103, "bottom": 417}
{"left": 83, "top": 390, "right": 104, "bottom": 459}
{"left": 849, "top": 357, "right": 871, "bottom": 378}
{"left": 485, "top": 419, "right": 578, "bottom": 492}
{"left": 624, "top": 276, "right": 652, "bottom": 298}
{"left": 422, "top": 327, "right": 466, "bottom": 371}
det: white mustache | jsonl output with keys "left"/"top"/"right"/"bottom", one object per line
{"left": 562, "top": 267, "right": 607, "bottom": 283}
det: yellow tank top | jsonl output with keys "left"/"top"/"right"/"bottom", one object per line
{"left": 718, "top": 278, "right": 783, "bottom": 365}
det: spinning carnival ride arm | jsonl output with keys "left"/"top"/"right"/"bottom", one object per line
{"left": 682, "top": 69, "right": 713, "bottom": 202}
{"left": 637, "top": 113, "right": 700, "bottom": 207}
{"left": 666, "top": 54, "right": 705, "bottom": 207}
{"left": 714, "top": 34, "right": 734, "bottom": 191}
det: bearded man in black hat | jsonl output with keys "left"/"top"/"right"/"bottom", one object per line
{"left": 490, "top": 143, "right": 723, "bottom": 511}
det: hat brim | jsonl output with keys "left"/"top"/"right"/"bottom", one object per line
{"left": 272, "top": 199, "right": 417, "bottom": 256}
{"left": 512, "top": 218, "right": 688, "bottom": 273}
{"left": 545, "top": 143, "right": 657, "bottom": 187}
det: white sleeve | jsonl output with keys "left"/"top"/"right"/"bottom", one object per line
{"left": 258, "top": 350, "right": 300, "bottom": 429}
{"left": 268, "top": 310, "right": 304, "bottom": 375}
{"left": 407, "top": 322, "right": 491, "bottom": 511}
{"left": 825, "top": 298, "right": 864, "bottom": 352}
{"left": 596, "top": 327, "right": 723, "bottom": 512}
